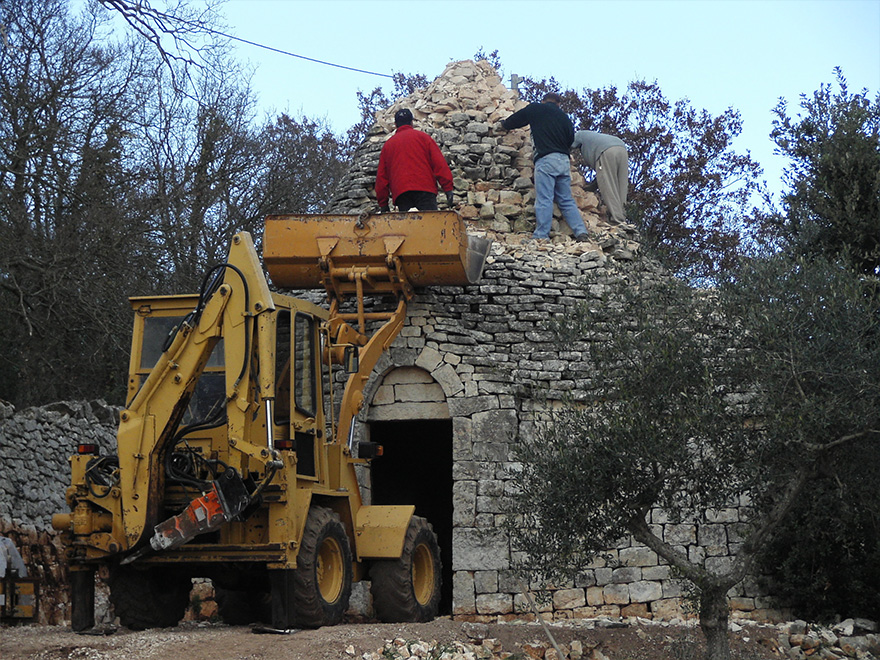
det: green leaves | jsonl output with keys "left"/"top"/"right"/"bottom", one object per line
{"left": 767, "top": 68, "right": 880, "bottom": 276}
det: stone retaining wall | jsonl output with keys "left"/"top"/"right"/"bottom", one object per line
{"left": 0, "top": 400, "right": 118, "bottom": 623}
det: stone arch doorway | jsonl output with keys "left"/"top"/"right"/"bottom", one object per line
{"left": 367, "top": 367, "right": 453, "bottom": 614}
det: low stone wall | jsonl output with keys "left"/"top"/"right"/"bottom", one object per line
{"left": 0, "top": 399, "right": 118, "bottom": 623}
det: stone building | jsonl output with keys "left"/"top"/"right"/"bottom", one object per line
{"left": 0, "top": 60, "right": 778, "bottom": 625}
{"left": 324, "top": 60, "right": 774, "bottom": 622}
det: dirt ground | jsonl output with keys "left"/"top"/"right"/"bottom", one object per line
{"left": 1, "top": 616, "right": 784, "bottom": 660}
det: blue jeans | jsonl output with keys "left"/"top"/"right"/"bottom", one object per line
{"left": 533, "top": 152, "right": 588, "bottom": 239}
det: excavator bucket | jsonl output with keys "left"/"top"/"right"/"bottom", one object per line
{"left": 262, "top": 211, "right": 492, "bottom": 293}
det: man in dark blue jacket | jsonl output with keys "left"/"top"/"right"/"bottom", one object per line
{"left": 498, "top": 93, "right": 589, "bottom": 242}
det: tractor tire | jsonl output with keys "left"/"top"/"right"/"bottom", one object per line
{"left": 272, "top": 506, "right": 352, "bottom": 629}
{"left": 108, "top": 566, "right": 191, "bottom": 630}
{"left": 215, "top": 587, "right": 272, "bottom": 625}
{"left": 370, "top": 516, "right": 441, "bottom": 623}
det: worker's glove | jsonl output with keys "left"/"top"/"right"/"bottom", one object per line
{"left": 378, "top": 206, "right": 389, "bottom": 214}
{"left": 445, "top": 191, "right": 454, "bottom": 208}
{"left": 495, "top": 122, "right": 506, "bottom": 133}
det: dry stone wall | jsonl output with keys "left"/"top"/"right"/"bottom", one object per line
{"left": 0, "top": 400, "right": 118, "bottom": 623}
{"left": 349, "top": 237, "right": 779, "bottom": 623}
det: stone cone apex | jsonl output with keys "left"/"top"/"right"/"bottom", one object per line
{"left": 326, "top": 59, "right": 639, "bottom": 257}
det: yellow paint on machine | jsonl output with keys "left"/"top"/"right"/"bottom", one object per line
{"left": 354, "top": 505, "right": 415, "bottom": 559}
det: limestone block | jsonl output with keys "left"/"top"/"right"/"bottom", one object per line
{"left": 452, "top": 416, "right": 474, "bottom": 460}
{"left": 629, "top": 581, "right": 662, "bottom": 603}
{"left": 514, "top": 592, "right": 551, "bottom": 613}
{"left": 552, "top": 588, "right": 586, "bottom": 610}
{"left": 603, "top": 583, "right": 630, "bottom": 605}
{"left": 452, "top": 481, "right": 476, "bottom": 526}
{"left": 448, "top": 395, "right": 499, "bottom": 417}
{"left": 394, "top": 381, "right": 446, "bottom": 403}
{"left": 621, "top": 603, "right": 650, "bottom": 618}
{"left": 474, "top": 570, "right": 498, "bottom": 594}
{"left": 705, "top": 507, "right": 739, "bottom": 523}
{"left": 453, "top": 571, "right": 476, "bottom": 615}
{"left": 476, "top": 592, "right": 513, "bottom": 614}
{"left": 619, "top": 546, "right": 658, "bottom": 567}
{"left": 641, "top": 565, "right": 672, "bottom": 581}
{"left": 471, "top": 410, "right": 519, "bottom": 446}
{"left": 651, "top": 597, "right": 685, "bottom": 620}
{"left": 663, "top": 523, "right": 697, "bottom": 545}
{"left": 705, "top": 556, "right": 735, "bottom": 574}
{"left": 611, "top": 566, "right": 641, "bottom": 583}
{"left": 452, "top": 528, "right": 509, "bottom": 570}
{"left": 367, "top": 401, "right": 449, "bottom": 421}
{"left": 729, "top": 597, "right": 756, "bottom": 612}
{"left": 432, "top": 363, "right": 464, "bottom": 396}
{"left": 415, "top": 346, "right": 444, "bottom": 372}
{"left": 594, "top": 568, "right": 613, "bottom": 589}
{"left": 697, "top": 524, "right": 728, "bottom": 547}
{"left": 661, "top": 579, "right": 686, "bottom": 598}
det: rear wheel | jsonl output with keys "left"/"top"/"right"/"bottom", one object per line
{"left": 271, "top": 506, "right": 352, "bottom": 629}
{"left": 108, "top": 566, "right": 191, "bottom": 630}
{"left": 370, "top": 516, "right": 441, "bottom": 622}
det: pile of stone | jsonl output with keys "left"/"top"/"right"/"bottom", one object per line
{"left": 772, "top": 618, "right": 880, "bottom": 659}
{"left": 357, "top": 617, "right": 880, "bottom": 660}
{"left": 358, "top": 635, "right": 602, "bottom": 660}
{"left": 0, "top": 400, "right": 119, "bottom": 624}
{"left": 0, "top": 400, "right": 117, "bottom": 531}
{"left": 326, "top": 59, "right": 639, "bottom": 261}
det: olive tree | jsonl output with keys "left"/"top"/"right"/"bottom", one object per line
{"left": 510, "top": 255, "right": 880, "bottom": 660}
{"left": 763, "top": 67, "right": 880, "bottom": 277}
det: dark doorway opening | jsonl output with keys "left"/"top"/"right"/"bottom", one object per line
{"left": 369, "top": 419, "right": 453, "bottom": 615}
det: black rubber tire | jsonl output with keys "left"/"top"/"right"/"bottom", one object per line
{"left": 370, "top": 516, "right": 441, "bottom": 623}
{"left": 108, "top": 566, "right": 191, "bottom": 630}
{"left": 214, "top": 587, "right": 272, "bottom": 625}
{"left": 281, "top": 506, "right": 353, "bottom": 628}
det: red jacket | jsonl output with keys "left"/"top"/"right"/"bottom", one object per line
{"left": 375, "top": 125, "right": 454, "bottom": 205}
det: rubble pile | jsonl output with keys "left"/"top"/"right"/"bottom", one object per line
{"left": 358, "top": 617, "right": 880, "bottom": 660}
{"left": 326, "top": 59, "right": 639, "bottom": 263}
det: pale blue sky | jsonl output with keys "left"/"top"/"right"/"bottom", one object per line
{"left": 220, "top": 0, "right": 880, "bottom": 201}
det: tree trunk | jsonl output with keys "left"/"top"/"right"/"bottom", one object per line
{"left": 699, "top": 584, "right": 731, "bottom": 660}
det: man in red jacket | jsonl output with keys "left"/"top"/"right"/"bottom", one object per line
{"left": 375, "top": 109, "right": 454, "bottom": 212}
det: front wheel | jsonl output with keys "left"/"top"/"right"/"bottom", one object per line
{"left": 370, "top": 516, "right": 441, "bottom": 622}
{"left": 271, "top": 506, "right": 352, "bottom": 629}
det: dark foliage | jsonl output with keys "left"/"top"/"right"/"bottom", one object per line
{"left": 763, "top": 68, "right": 880, "bottom": 276}
{"left": 752, "top": 69, "right": 880, "bottom": 620}
{"left": 0, "top": 0, "right": 349, "bottom": 407}
{"left": 518, "top": 76, "right": 768, "bottom": 282}
{"left": 511, "top": 252, "right": 880, "bottom": 659}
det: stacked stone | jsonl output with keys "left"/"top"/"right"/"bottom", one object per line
{"left": 326, "top": 60, "right": 639, "bottom": 258}
{"left": 0, "top": 399, "right": 117, "bottom": 532}
{"left": 0, "top": 400, "right": 118, "bottom": 624}
{"left": 349, "top": 239, "right": 777, "bottom": 623}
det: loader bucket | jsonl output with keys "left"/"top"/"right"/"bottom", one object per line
{"left": 262, "top": 212, "right": 492, "bottom": 290}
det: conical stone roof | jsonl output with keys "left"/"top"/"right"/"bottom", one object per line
{"left": 326, "top": 59, "right": 638, "bottom": 260}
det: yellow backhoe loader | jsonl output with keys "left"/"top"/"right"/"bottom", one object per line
{"left": 52, "top": 211, "right": 491, "bottom": 631}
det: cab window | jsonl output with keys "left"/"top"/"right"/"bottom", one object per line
{"left": 293, "top": 313, "right": 316, "bottom": 417}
